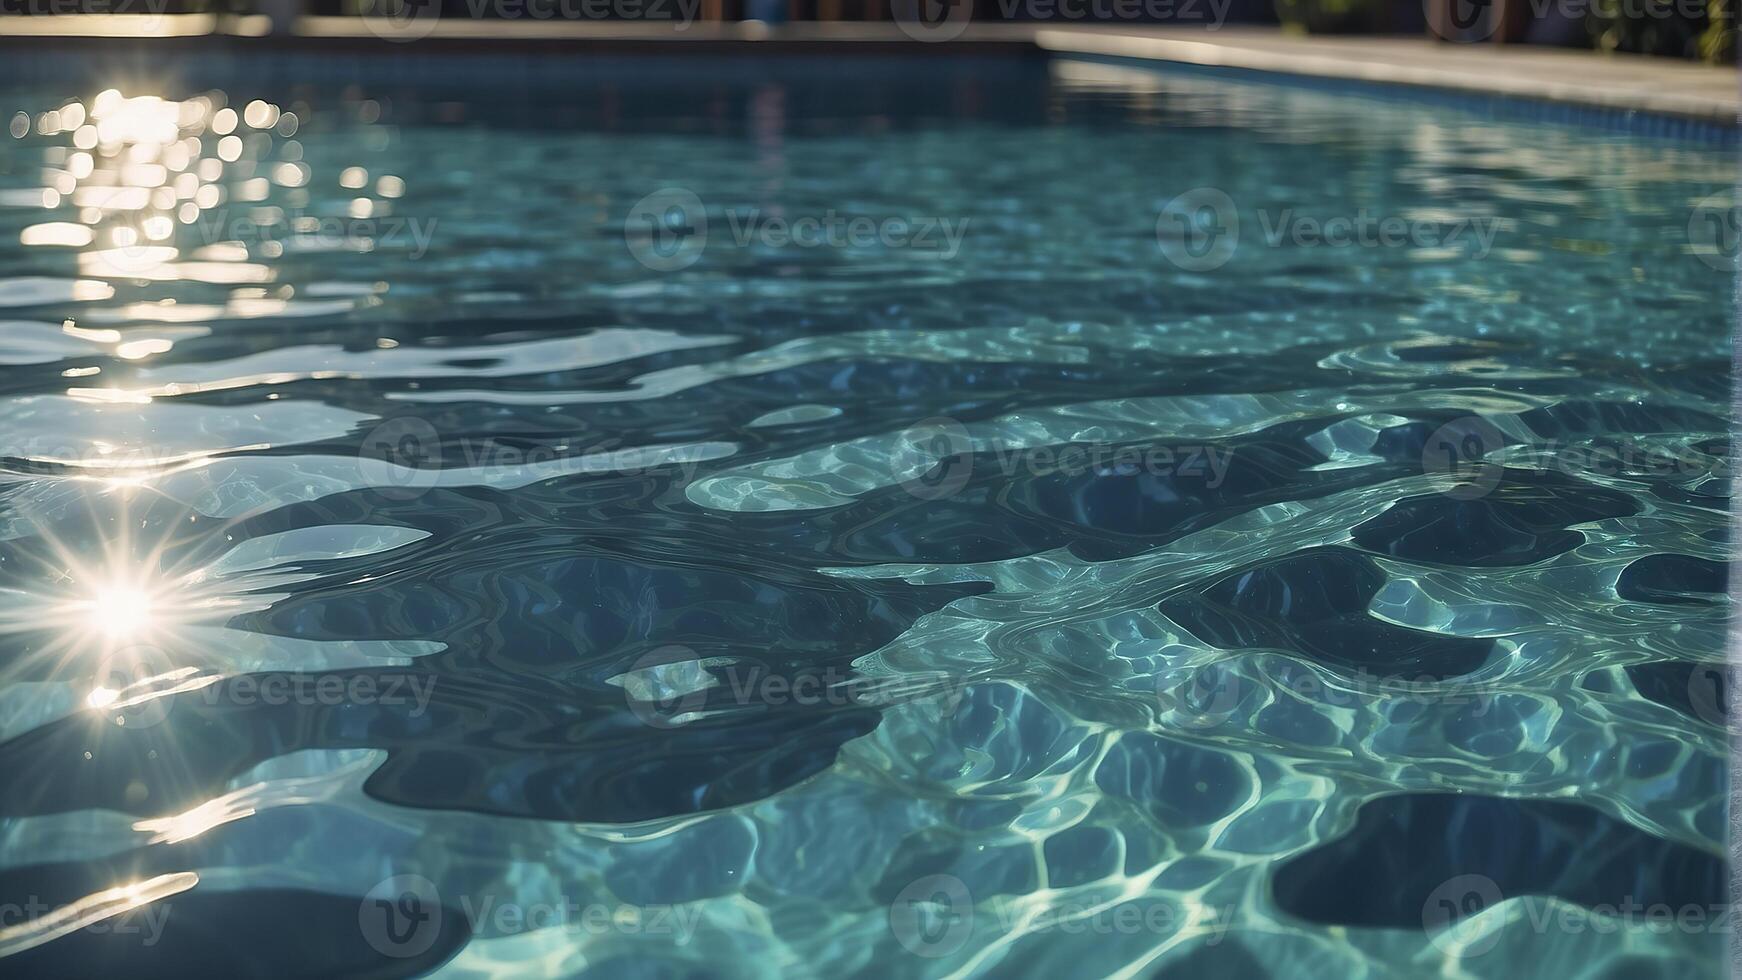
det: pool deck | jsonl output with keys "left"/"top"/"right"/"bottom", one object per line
{"left": 0, "top": 17, "right": 1735, "bottom": 125}
{"left": 1033, "top": 26, "right": 1740, "bottom": 125}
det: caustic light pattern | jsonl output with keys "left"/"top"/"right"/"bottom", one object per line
{"left": 0, "top": 58, "right": 1729, "bottom": 979}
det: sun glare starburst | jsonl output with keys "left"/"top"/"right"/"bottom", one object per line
{"left": 0, "top": 486, "right": 236, "bottom": 714}
{"left": 88, "top": 583, "right": 157, "bottom": 639}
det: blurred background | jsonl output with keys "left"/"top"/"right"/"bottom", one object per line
{"left": 0, "top": 0, "right": 1734, "bottom": 63}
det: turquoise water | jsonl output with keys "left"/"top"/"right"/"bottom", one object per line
{"left": 0, "top": 55, "right": 1731, "bottom": 978}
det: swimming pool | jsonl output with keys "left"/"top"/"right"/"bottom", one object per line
{"left": 0, "top": 50, "right": 1730, "bottom": 978}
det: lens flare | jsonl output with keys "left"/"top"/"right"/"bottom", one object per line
{"left": 91, "top": 584, "right": 156, "bottom": 639}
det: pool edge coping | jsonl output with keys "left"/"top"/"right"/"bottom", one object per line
{"left": 1034, "top": 28, "right": 1740, "bottom": 127}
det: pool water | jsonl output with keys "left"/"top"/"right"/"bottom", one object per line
{"left": 0, "top": 54, "right": 1730, "bottom": 978}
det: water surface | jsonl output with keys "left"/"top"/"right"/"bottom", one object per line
{"left": 0, "top": 55, "right": 1730, "bottom": 979}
